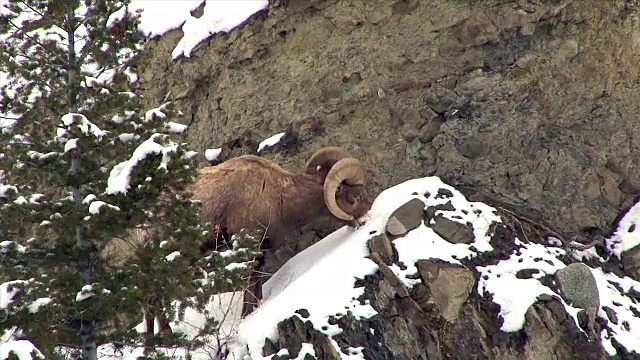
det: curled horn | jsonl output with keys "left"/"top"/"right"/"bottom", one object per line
{"left": 304, "top": 146, "right": 353, "bottom": 176}
{"left": 323, "top": 158, "right": 367, "bottom": 221}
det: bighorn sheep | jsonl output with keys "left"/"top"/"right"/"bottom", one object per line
{"left": 191, "top": 146, "right": 372, "bottom": 316}
{"left": 104, "top": 146, "right": 372, "bottom": 332}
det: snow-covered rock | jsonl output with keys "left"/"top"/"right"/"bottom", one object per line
{"left": 223, "top": 176, "right": 640, "bottom": 360}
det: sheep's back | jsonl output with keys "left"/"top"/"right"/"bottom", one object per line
{"left": 190, "top": 156, "right": 295, "bottom": 239}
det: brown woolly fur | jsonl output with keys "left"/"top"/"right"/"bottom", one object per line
{"left": 191, "top": 149, "right": 371, "bottom": 249}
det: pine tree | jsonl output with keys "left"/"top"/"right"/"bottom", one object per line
{"left": 0, "top": 1, "right": 261, "bottom": 359}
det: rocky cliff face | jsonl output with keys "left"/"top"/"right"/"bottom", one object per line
{"left": 139, "top": 0, "right": 640, "bottom": 235}
{"left": 136, "top": 0, "right": 640, "bottom": 358}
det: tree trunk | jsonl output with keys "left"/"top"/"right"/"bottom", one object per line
{"left": 67, "top": 4, "right": 97, "bottom": 359}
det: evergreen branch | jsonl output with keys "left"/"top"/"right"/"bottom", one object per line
{"left": 1, "top": 47, "right": 54, "bottom": 68}
{"left": 5, "top": 18, "right": 68, "bottom": 68}
{"left": 76, "top": 29, "right": 106, "bottom": 66}
{"left": 20, "top": 2, "right": 48, "bottom": 21}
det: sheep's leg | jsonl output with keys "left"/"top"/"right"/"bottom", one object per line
{"left": 143, "top": 297, "right": 156, "bottom": 355}
{"left": 143, "top": 298, "right": 155, "bottom": 334}
{"left": 154, "top": 302, "right": 173, "bottom": 335}
{"left": 142, "top": 294, "right": 173, "bottom": 354}
{"left": 145, "top": 294, "right": 172, "bottom": 334}
{"left": 200, "top": 224, "right": 232, "bottom": 255}
{"left": 241, "top": 256, "right": 265, "bottom": 317}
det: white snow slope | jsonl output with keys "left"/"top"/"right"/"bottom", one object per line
{"left": 222, "top": 176, "right": 640, "bottom": 359}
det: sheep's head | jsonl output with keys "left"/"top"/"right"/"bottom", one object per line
{"left": 305, "top": 147, "right": 372, "bottom": 226}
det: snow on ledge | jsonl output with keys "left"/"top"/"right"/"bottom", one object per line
{"left": 108, "top": 1, "right": 268, "bottom": 60}
{"left": 171, "top": 0, "right": 268, "bottom": 59}
{"left": 112, "top": 1, "right": 205, "bottom": 39}
{"left": 257, "top": 132, "right": 286, "bottom": 153}
{"left": 204, "top": 147, "right": 222, "bottom": 162}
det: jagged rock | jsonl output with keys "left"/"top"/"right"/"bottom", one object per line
{"left": 275, "top": 315, "right": 342, "bottom": 360}
{"left": 424, "top": 201, "right": 456, "bottom": 220}
{"left": 428, "top": 215, "right": 474, "bottom": 244}
{"left": 262, "top": 338, "right": 278, "bottom": 357}
{"left": 368, "top": 233, "right": 394, "bottom": 264}
{"left": 555, "top": 263, "right": 600, "bottom": 334}
{"left": 385, "top": 198, "right": 425, "bottom": 236}
{"left": 555, "top": 263, "right": 600, "bottom": 310}
{"left": 455, "top": 136, "right": 486, "bottom": 159}
{"left": 424, "top": 86, "right": 460, "bottom": 114}
{"left": 417, "top": 261, "right": 475, "bottom": 321}
{"left": 622, "top": 245, "right": 640, "bottom": 281}
{"left": 602, "top": 306, "right": 618, "bottom": 324}
{"left": 523, "top": 298, "right": 607, "bottom": 359}
{"left": 385, "top": 217, "right": 408, "bottom": 237}
{"left": 436, "top": 188, "right": 454, "bottom": 199}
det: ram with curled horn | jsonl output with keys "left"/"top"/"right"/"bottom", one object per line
{"left": 191, "top": 146, "right": 372, "bottom": 316}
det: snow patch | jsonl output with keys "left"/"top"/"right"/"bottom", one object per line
{"left": 88, "top": 200, "right": 121, "bottom": 215}
{"left": 476, "top": 240, "right": 581, "bottom": 332}
{"left": 605, "top": 199, "right": 640, "bottom": 257}
{"left": 0, "top": 241, "right": 26, "bottom": 254}
{"left": 593, "top": 268, "right": 640, "bottom": 356}
{"left": 204, "top": 147, "right": 222, "bottom": 162}
{"left": 75, "top": 285, "right": 94, "bottom": 302}
{"left": 295, "top": 343, "right": 316, "bottom": 359}
{"left": 144, "top": 106, "right": 167, "bottom": 122}
{"left": 0, "top": 0, "right": 16, "bottom": 17}
{"left": 0, "top": 184, "right": 17, "bottom": 198}
{"left": 12, "top": 194, "right": 42, "bottom": 205}
{"left": 59, "top": 113, "right": 106, "bottom": 139}
{"left": 82, "top": 194, "right": 97, "bottom": 204}
{"left": 0, "top": 280, "right": 27, "bottom": 309}
{"left": 83, "top": 69, "right": 117, "bottom": 88}
{"left": 27, "top": 298, "right": 52, "bottom": 314}
{"left": 0, "top": 340, "right": 44, "bottom": 360}
{"left": 26, "top": 151, "right": 57, "bottom": 161}
{"left": 257, "top": 132, "right": 286, "bottom": 153}
{"left": 164, "top": 121, "right": 188, "bottom": 133}
{"left": 63, "top": 138, "right": 79, "bottom": 153}
{"left": 165, "top": 251, "right": 181, "bottom": 262}
{"left": 117, "top": 133, "right": 138, "bottom": 142}
{"left": 111, "top": 111, "right": 136, "bottom": 124}
{"left": 127, "top": 1, "right": 204, "bottom": 38}
{"left": 106, "top": 133, "right": 179, "bottom": 195}
{"left": 171, "top": 0, "right": 268, "bottom": 59}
